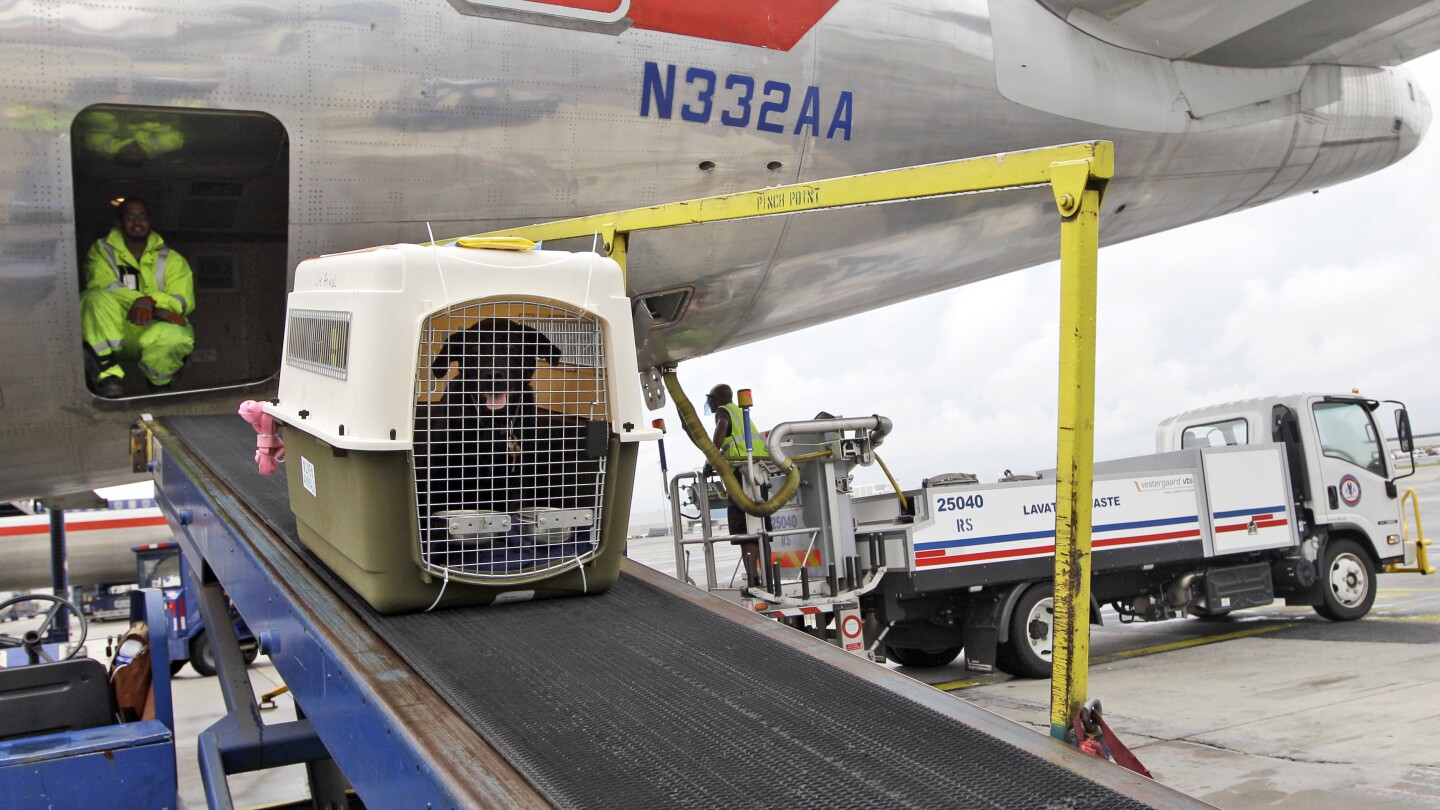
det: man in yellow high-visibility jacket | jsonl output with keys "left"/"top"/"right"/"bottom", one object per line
{"left": 708, "top": 384, "right": 771, "bottom": 572}
{"left": 81, "top": 199, "right": 195, "bottom": 397}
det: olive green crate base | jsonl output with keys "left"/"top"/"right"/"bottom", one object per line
{"left": 282, "top": 427, "right": 633, "bottom": 614}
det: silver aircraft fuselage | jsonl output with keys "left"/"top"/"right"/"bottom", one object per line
{"left": 0, "top": 0, "right": 1431, "bottom": 505}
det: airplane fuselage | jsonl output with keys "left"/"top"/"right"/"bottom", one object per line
{"left": 0, "top": 0, "right": 1430, "bottom": 501}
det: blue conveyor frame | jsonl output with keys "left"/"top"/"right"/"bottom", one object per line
{"left": 150, "top": 422, "right": 544, "bottom": 808}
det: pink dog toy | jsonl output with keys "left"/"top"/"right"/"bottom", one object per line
{"left": 238, "top": 400, "right": 285, "bottom": 475}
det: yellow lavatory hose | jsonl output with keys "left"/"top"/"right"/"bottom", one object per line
{"left": 663, "top": 370, "right": 800, "bottom": 517}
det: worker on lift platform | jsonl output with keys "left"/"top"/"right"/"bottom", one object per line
{"left": 80, "top": 198, "right": 196, "bottom": 397}
{"left": 708, "top": 383, "right": 771, "bottom": 571}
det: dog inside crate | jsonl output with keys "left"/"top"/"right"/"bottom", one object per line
{"left": 413, "top": 303, "right": 608, "bottom": 578}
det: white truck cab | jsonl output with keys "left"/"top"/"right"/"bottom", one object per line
{"left": 1157, "top": 393, "right": 1412, "bottom": 619}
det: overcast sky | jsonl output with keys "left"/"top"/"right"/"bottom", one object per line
{"left": 628, "top": 51, "right": 1440, "bottom": 521}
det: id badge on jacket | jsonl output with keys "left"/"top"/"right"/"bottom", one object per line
{"left": 123, "top": 271, "right": 138, "bottom": 291}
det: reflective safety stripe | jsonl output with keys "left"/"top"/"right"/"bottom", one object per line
{"left": 720, "top": 401, "right": 768, "bottom": 460}
{"left": 139, "top": 360, "right": 173, "bottom": 384}
{"left": 102, "top": 241, "right": 138, "bottom": 289}
{"left": 172, "top": 294, "right": 187, "bottom": 313}
{"left": 90, "top": 339, "right": 124, "bottom": 354}
{"left": 155, "top": 246, "right": 168, "bottom": 291}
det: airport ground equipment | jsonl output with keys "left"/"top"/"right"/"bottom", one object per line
{"left": 0, "top": 589, "right": 178, "bottom": 808}
{"left": 71, "top": 583, "right": 132, "bottom": 621}
{"left": 0, "top": 592, "right": 87, "bottom": 665}
{"left": 141, "top": 413, "right": 1202, "bottom": 808}
{"left": 133, "top": 541, "right": 258, "bottom": 676}
{"left": 671, "top": 393, "right": 1425, "bottom": 684}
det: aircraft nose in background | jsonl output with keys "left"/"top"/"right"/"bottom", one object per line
{"left": 1393, "top": 65, "right": 1433, "bottom": 160}
{"left": 1291, "top": 64, "right": 1435, "bottom": 196}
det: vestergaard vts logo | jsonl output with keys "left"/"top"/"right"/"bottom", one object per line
{"left": 1338, "top": 474, "right": 1362, "bottom": 507}
{"left": 449, "top": 0, "right": 841, "bottom": 51}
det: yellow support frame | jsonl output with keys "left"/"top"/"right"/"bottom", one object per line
{"left": 444, "top": 140, "right": 1113, "bottom": 744}
{"left": 1386, "top": 488, "right": 1435, "bottom": 574}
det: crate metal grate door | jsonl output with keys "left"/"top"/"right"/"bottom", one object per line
{"left": 412, "top": 300, "right": 608, "bottom": 581}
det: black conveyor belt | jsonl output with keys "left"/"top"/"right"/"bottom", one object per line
{"left": 169, "top": 415, "right": 1160, "bottom": 809}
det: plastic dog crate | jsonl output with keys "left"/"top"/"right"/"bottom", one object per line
{"left": 266, "top": 241, "right": 659, "bottom": 613}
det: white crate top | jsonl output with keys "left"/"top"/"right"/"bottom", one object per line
{"left": 265, "top": 242, "right": 661, "bottom": 450}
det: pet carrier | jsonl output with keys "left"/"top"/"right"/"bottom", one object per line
{"left": 266, "top": 240, "right": 659, "bottom": 613}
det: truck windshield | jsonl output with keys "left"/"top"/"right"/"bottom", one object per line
{"left": 1312, "top": 402, "right": 1385, "bottom": 476}
{"left": 138, "top": 552, "right": 182, "bottom": 589}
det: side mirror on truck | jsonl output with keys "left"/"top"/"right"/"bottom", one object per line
{"left": 1396, "top": 409, "right": 1414, "bottom": 453}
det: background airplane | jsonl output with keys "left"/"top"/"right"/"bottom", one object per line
{"left": 0, "top": 0, "right": 1436, "bottom": 518}
{"left": 0, "top": 498, "right": 169, "bottom": 592}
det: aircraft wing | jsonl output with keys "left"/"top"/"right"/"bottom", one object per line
{"left": 1035, "top": 0, "right": 1440, "bottom": 68}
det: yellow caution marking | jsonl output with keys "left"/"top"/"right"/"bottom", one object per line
{"left": 934, "top": 677, "right": 1005, "bottom": 692}
{"left": 1094, "top": 623, "right": 1294, "bottom": 664}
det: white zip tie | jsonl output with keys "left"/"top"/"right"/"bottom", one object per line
{"left": 424, "top": 566, "right": 450, "bottom": 612}
{"left": 426, "top": 222, "right": 451, "bottom": 303}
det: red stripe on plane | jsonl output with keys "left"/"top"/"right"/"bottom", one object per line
{"left": 630, "top": 0, "right": 840, "bottom": 51}
{"left": 527, "top": 0, "right": 840, "bottom": 50}
{"left": 0, "top": 515, "right": 168, "bottom": 537}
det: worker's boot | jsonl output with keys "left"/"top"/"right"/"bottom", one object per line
{"left": 95, "top": 376, "right": 125, "bottom": 398}
{"left": 86, "top": 351, "right": 125, "bottom": 398}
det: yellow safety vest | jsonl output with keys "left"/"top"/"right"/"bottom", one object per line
{"left": 84, "top": 229, "right": 195, "bottom": 318}
{"left": 719, "top": 402, "right": 768, "bottom": 460}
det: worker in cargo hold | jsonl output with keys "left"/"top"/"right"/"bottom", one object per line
{"left": 80, "top": 198, "right": 196, "bottom": 397}
{"left": 708, "top": 384, "right": 771, "bottom": 570}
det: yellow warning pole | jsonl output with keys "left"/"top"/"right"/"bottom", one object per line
{"left": 1046, "top": 158, "right": 1108, "bottom": 741}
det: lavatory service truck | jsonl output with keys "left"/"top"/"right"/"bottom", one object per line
{"left": 671, "top": 393, "right": 1426, "bottom": 677}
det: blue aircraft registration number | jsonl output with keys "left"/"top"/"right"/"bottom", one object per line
{"left": 641, "top": 62, "right": 854, "bottom": 141}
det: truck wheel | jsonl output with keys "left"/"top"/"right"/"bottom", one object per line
{"left": 241, "top": 642, "right": 260, "bottom": 665}
{"left": 170, "top": 660, "right": 187, "bottom": 676}
{"left": 189, "top": 631, "right": 217, "bottom": 677}
{"left": 885, "top": 645, "right": 962, "bottom": 668}
{"left": 1001, "top": 584, "right": 1054, "bottom": 678}
{"left": 1314, "top": 539, "right": 1376, "bottom": 621}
